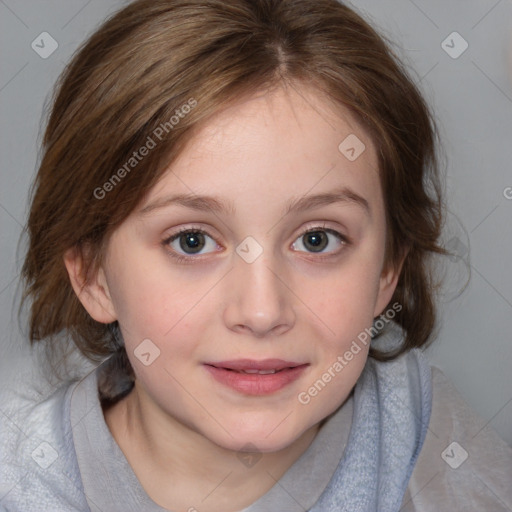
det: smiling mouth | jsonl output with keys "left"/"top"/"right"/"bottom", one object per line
{"left": 203, "top": 359, "right": 309, "bottom": 395}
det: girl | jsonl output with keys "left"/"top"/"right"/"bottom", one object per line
{"left": 1, "top": 0, "right": 511, "bottom": 510}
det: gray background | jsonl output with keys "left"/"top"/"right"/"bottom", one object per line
{"left": 0, "top": 0, "right": 511, "bottom": 447}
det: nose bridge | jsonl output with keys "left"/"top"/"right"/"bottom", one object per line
{"left": 224, "top": 242, "right": 295, "bottom": 336}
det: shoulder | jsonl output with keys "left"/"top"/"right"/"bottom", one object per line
{"left": 0, "top": 379, "right": 89, "bottom": 511}
{"left": 401, "top": 365, "right": 512, "bottom": 511}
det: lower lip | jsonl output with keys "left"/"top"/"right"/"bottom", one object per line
{"left": 204, "top": 364, "right": 309, "bottom": 395}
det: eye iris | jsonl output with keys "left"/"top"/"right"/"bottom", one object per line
{"left": 304, "top": 231, "right": 328, "bottom": 252}
{"left": 179, "top": 232, "right": 205, "bottom": 254}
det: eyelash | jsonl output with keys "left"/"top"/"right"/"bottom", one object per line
{"left": 162, "top": 225, "right": 351, "bottom": 264}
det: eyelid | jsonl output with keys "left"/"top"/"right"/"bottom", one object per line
{"left": 163, "top": 224, "right": 220, "bottom": 244}
{"left": 295, "top": 220, "right": 351, "bottom": 244}
{"left": 299, "top": 221, "right": 349, "bottom": 239}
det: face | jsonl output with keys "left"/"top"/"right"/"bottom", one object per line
{"left": 73, "top": 84, "right": 400, "bottom": 453}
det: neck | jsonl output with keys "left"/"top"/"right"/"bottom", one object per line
{"left": 104, "top": 379, "right": 321, "bottom": 512}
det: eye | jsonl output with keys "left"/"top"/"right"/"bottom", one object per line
{"left": 162, "top": 225, "right": 349, "bottom": 263}
{"left": 163, "top": 228, "right": 220, "bottom": 260}
{"left": 291, "top": 227, "right": 348, "bottom": 255}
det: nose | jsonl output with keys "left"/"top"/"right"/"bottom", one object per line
{"left": 223, "top": 249, "right": 296, "bottom": 338}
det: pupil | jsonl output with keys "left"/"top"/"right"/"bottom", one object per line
{"left": 180, "top": 232, "right": 205, "bottom": 254}
{"left": 304, "top": 231, "right": 327, "bottom": 252}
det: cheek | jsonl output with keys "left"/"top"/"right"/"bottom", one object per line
{"left": 105, "top": 250, "right": 201, "bottom": 340}
{"left": 295, "top": 338, "right": 369, "bottom": 433}
{"left": 311, "top": 259, "right": 382, "bottom": 326}
{"left": 112, "top": 281, "right": 218, "bottom": 382}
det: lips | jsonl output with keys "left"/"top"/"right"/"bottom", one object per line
{"left": 205, "top": 358, "right": 305, "bottom": 372}
{"left": 203, "top": 359, "right": 309, "bottom": 395}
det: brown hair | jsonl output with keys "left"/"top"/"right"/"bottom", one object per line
{"left": 21, "top": 0, "right": 446, "bottom": 389}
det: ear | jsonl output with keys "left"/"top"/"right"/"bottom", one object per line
{"left": 373, "top": 247, "right": 409, "bottom": 317}
{"left": 63, "top": 247, "right": 117, "bottom": 324}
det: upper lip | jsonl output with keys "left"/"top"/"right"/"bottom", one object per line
{"left": 205, "top": 359, "right": 308, "bottom": 371}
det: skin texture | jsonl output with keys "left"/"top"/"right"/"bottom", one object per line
{"left": 65, "top": 83, "right": 402, "bottom": 511}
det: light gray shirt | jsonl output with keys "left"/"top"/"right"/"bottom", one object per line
{"left": 71, "top": 365, "right": 354, "bottom": 511}
{"left": 1, "top": 355, "right": 511, "bottom": 511}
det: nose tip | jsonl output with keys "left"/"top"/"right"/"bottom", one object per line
{"left": 223, "top": 255, "right": 296, "bottom": 338}
{"left": 230, "top": 318, "right": 291, "bottom": 337}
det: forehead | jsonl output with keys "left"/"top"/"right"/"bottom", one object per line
{"left": 141, "top": 84, "right": 382, "bottom": 217}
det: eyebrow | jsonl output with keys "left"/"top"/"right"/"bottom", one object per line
{"left": 139, "top": 187, "right": 370, "bottom": 217}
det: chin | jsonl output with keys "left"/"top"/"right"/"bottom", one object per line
{"left": 208, "top": 414, "right": 310, "bottom": 454}
{"left": 215, "top": 433, "right": 298, "bottom": 455}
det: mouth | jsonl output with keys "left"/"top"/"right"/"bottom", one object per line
{"left": 203, "top": 359, "right": 309, "bottom": 395}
